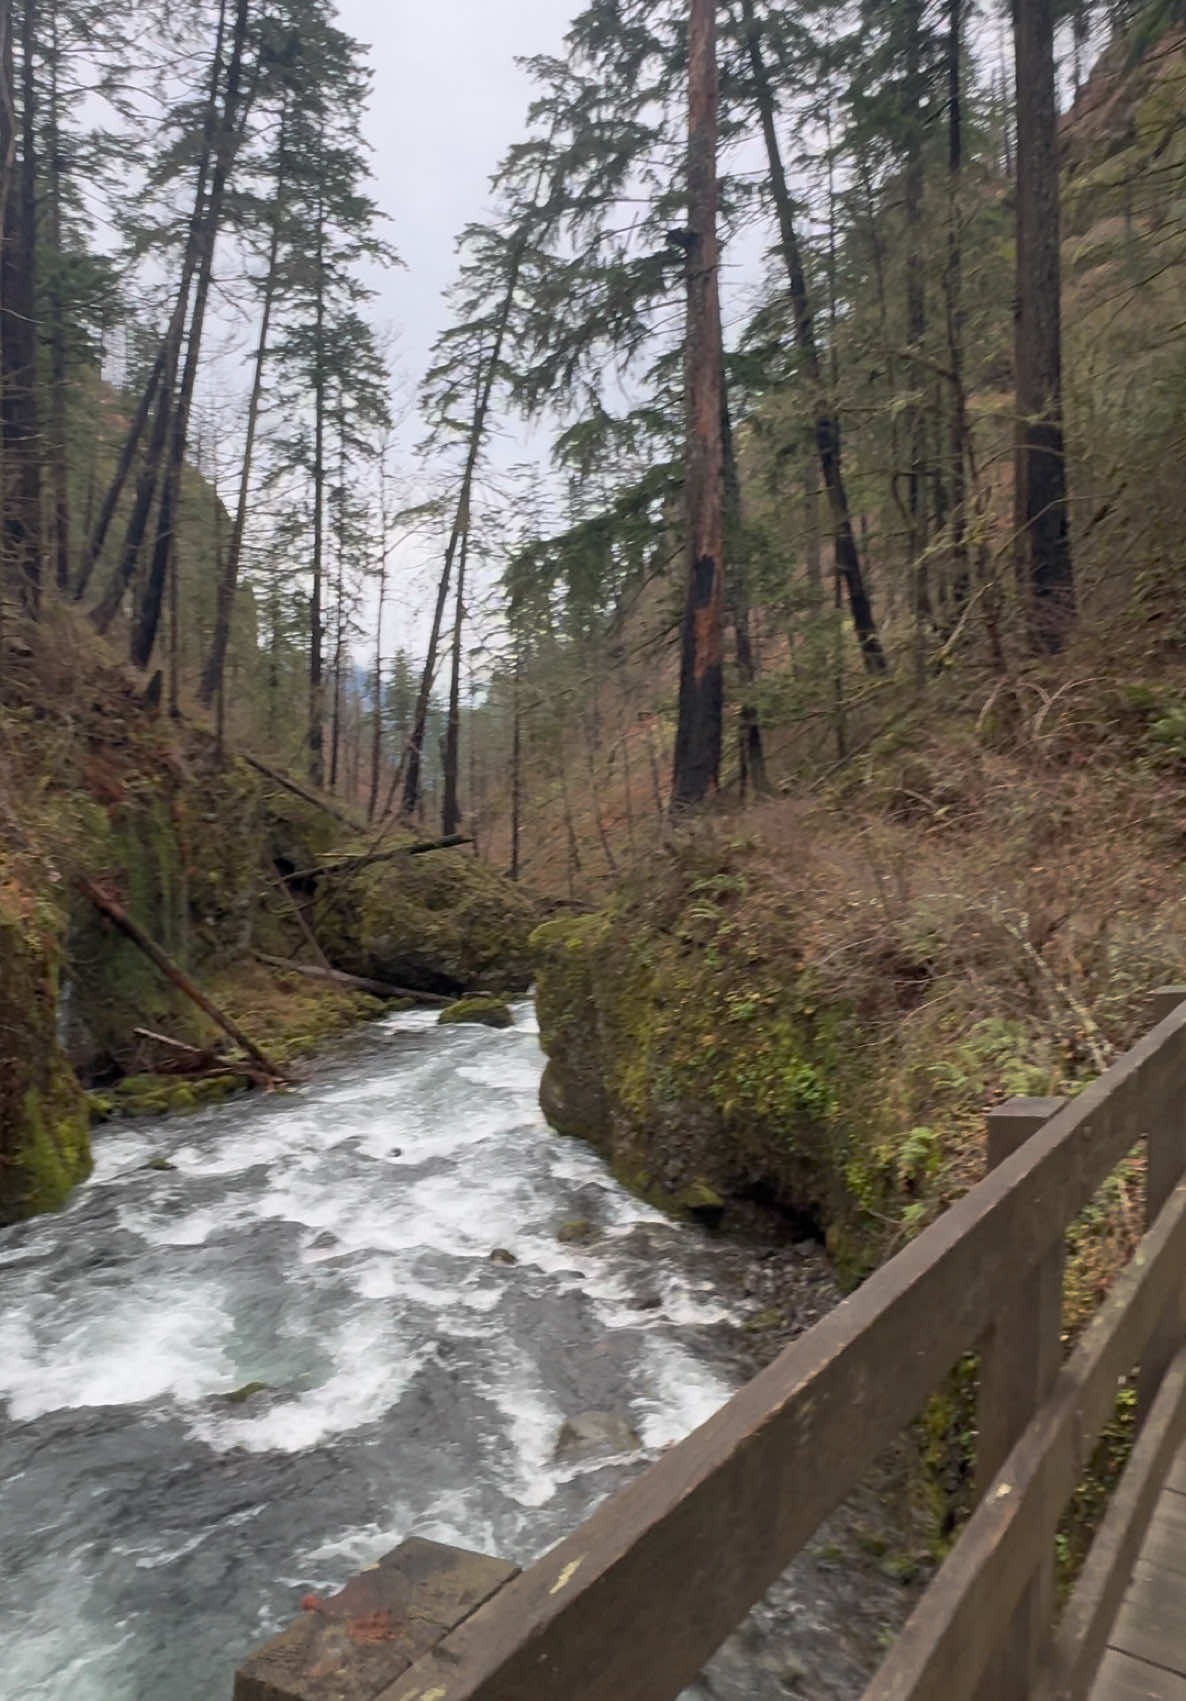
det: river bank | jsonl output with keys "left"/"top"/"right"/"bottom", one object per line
{"left": 0, "top": 1001, "right": 920, "bottom": 1701}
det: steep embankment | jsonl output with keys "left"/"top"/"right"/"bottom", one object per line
{"left": 533, "top": 672, "right": 1186, "bottom": 1304}
{"left": 0, "top": 616, "right": 534, "bottom": 1225}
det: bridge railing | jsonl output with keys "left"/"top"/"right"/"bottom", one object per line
{"left": 235, "top": 988, "right": 1186, "bottom": 1701}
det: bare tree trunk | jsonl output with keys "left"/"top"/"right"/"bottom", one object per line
{"left": 200, "top": 98, "right": 285, "bottom": 707}
{"left": 721, "top": 380, "right": 771, "bottom": 798}
{"left": 671, "top": 0, "right": 725, "bottom": 809}
{"left": 740, "top": 0, "right": 886, "bottom": 673}
{"left": 0, "top": 0, "right": 40, "bottom": 620}
{"left": 945, "top": 0, "right": 971, "bottom": 621}
{"left": 131, "top": 0, "right": 252, "bottom": 671}
{"left": 89, "top": 0, "right": 230, "bottom": 633}
{"left": 308, "top": 191, "right": 326, "bottom": 786}
{"left": 441, "top": 524, "right": 467, "bottom": 836}
{"left": 1013, "top": 0, "right": 1074, "bottom": 652}
{"left": 46, "top": 11, "right": 70, "bottom": 595}
{"left": 509, "top": 642, "right": 522, "bottom": 880}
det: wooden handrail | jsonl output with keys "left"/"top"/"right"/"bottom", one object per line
{"left": 236, "top": 988, "right": 1186, "bottom": 1701}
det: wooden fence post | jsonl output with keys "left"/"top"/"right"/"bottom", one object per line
{"left": 1138, "top": 986, "right": 1186, "bottom": 1418}
{"left": 974, "top": 1094, "right": 1067, "bottom": 1701}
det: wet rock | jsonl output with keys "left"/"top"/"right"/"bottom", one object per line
{"left": 556, "top": 1218, "right": 594, "bottom": 1245}
{"left": 743, "top": 1307, "right": 784, "bottom": 1334}
{"left": 144, "top": 1157, "right": 176, "bottom": 1172}
{"left": 438, "top": 995, "right": 514, "bottom": 1030}
{"left": 221, "top": 1382, "right": 270, "bottom": 1405}
{"left": 676, "top": 1178, "right": 726, "bottom": 1227}
{"left": 489, "top": 1247, "right": 517, "bottom": 1266}
{"left": 554, "top": 1410, "right": 642, "bottom": 1463}
{"left": 632, "top": 1292, "right": 663, "bottom": 1311}
{"left": 310, "top": 1231, "right": 337, "bottom": 1250}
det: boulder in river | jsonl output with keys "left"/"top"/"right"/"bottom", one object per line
{"left": 489, "top": 1247, "right": 517, "bottom": 1266}
{"left": 555, "top": 1218, "right": 594, "bottom": 1245}
{"left": 438, "top": 996, "right": 514, "bottom": 1030}
{"left": 554, "top": 1410, "right": 642, "bottom": 1463}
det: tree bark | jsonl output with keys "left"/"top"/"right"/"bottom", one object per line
{"left": 46, "top": 11, "right": 69, "bottom": 595}
{"left": 199, "top": 97, "right": 286, "bottom": 708}
{"left": 308, "top": 189, "right": 326, "bottom": 785}
{"left": 740, "top": 0, "right": 886, "bottom": 673}
{"left": 441, "top": 522, "right": 467, "bottom": 836}
{"left": 89, "top": 0, "right": 230, "bottom": 633}
{"left": 1, "top": 0, "right": 41, "bottom": 620}
{"left": 945, "top": 0, "right": 971, "bottom": 620}
{"left": 131, "top": 0, "right": 252, "bottom": 671}
{"left": 1013, "top": 0, "right": 1074, "bottom": 652}
{"left": 721, "top": 380, "right": 771, "bottom": 798}
{"left": 671, "top": 0, "right": 725, "bottom": 809}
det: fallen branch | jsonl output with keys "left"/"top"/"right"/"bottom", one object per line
{"left": 252, "top": 952, "right": 453, "bottom": 1007}
{"left": 131, "top": 1028, "right": 275, "bottom": 1087}
{"left": 282, "top": 834, "right": 473, "bottom": 886}
{"left": 76, "top": 876, "right": 289, "bottom": 1082}
{"left": 240, "top": 753, "right": 363, "bottom": 832}
{"left": 268, "top": 868, "right": 332, "bottom": 969}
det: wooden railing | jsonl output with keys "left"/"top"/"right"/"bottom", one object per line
{"left": 235, "top": 988, "right": 1186, "bottom": 1701}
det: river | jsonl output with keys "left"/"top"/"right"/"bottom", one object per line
{"left": 0, "top": 1002, "right": 909, "bottom": 1701}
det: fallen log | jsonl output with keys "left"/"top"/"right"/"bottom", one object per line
{"left": 131, "top": 1027, "right": 274, "bottom": 1087}
{"left": 282, "top": 834, "right": 473, "bottom": 886}
{"left": 252, "top": 952, "right": 453, "bottom": 1007}
{"left": 76, "top": 877, "right": 289, "bottom": 1083}
{"left": 240, "top": 753, "right": 363, "bottom": 832}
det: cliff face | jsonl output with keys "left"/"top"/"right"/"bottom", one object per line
{"left": 0, "top": 891, "right": 91, "bottom": 1225}
{"left": 531, "top": 848, "right": 876, "bottom": 1261}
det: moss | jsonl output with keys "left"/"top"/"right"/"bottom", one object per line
{"left": 0, "top": 892, "right": 92, "bottom": 1224}
{"left": 531, "top": 858, "right": 875, "bottom": 1252}
{"left": 438, "top": 995, "right": 514, "bottom": 1029}
{"left": 105, "top": 1071, "right": 248, "bottom": 1119}
{"left": 315, "top": 853, "right": 536, "bottom": 996}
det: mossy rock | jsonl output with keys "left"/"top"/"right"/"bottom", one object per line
{"left": 438, "top": 995, "right": 514, "bottom": 1029}
{"left": 530, "top": 850, "right": 881, "bottom": 1265}
{"left": 315, "top": 854, "right": 536, "bottom": 996}
{"left": 222, "top": 1381, "right": 270, "bottom": 1405}
{"left": 0, "top": 889, "right": 91, "bottom": 1225}
{"left": 106, "top": 1071, "right": 246, "bottom": 1120}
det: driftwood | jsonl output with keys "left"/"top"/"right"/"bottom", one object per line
{"left": 253, "top": 952, "right": 453, "bottom": 1007}
{"left": 76, "top": 876, "right": 289, "bottom": 1082}
{"left": 282, "top": 833, "right": 473, "bottom": 886}
{"left": 132, "top": 1027, "right": 275, "bottom": 1087}
{"left": 240, "top": 752, "right": 363, "bottom": 832}
{"left": 268, "top": 869, "right": 332, "bottom": 969}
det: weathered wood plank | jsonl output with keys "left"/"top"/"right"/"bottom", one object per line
{"left": 233, "top": 1540, "right": 517, "bottom": 1701}
{"left": 976, "top": 1098, "right": 1067, "bottom": 1701}
{"left": 1137, "top": 1489, "right": 1186, "bottom": 1582}
{"left": 1090, "top": 1648, "right": 1186, "bottom": 1701}
{"left": 1142, "top": 993, "right": 1186, "bottom": 1419}
{"left": 1165, "top": 1447, "right": 1186, "bottom": 1496}
{"left": 1037, "top": 1348, "right": 1186, "bottom": 1701}
{"left": 1109, "top": 1560, "right": 1186, "bottom": 1681}
{"left": 858, "top": 1182, "right": 1186, "bottom": 1701}
{"left": 372, "top": 1012, "right": 1186, "bottom": 1701}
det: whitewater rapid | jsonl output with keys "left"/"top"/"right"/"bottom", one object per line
{"left": 0, "top": 1005, "right": 745, "bottom": 1701}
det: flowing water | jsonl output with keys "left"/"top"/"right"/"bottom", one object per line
{"left": 0, "top": 1004, "right": 907, "bottom": 1701}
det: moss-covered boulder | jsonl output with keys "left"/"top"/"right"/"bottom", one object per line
{"left": 315, "top": 853, "right": 535, "bottom": 996}
{"left": 531, "top": 849, "right": 878, "bottom": 1257}
{"left": 438, "top": 995, "right": 514, "bottom": 1029}
{"left": 0, "top": 888, "right": 91, "bottom": 1225}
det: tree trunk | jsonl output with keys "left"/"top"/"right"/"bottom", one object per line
{"left": 199, "top": 97, "right": 285, "bottom": 708}
{"left": 441, "top": 524, "right": 467, "bottom": 836}
{"left": 46, "top": 12, "right": 69, "bottom": 595}
{"left": 308, "top": 190, "right": 327, "bottom": 786}
{"left": 671, "top": 0, "right": 725, "bottom": 809}
{"left": 721, "top": 379, "right": 771, "bottom": 798}
{"left": 73, "top": 347, "right": 164, "bottom": 600}
{"left": 131, "top": 0, "right": 252, "bottom": 671}
{"left": 509, "top": 641, "right": 522, "bottom": 881}
{"left": 1013, "top": 0, "right": 1074, "bottom": 652}
{"left": 740, "top": 0, "right": 886, "bottom": 673}
{"left": 1, "top": 0, "right": 40, "bottom": 620}
{"left": 945, "top": 0, "right": 971, "bottom": 620}
{"left": 901, "top": 0, "right": 930, "bottom": 685}
{"left": 89, "top": 0, "right": 230, "bottom": 633}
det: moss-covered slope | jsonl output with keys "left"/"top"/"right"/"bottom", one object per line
{"left": 532, "top": 844, "right": 878, "bottom": 1256}
{"left": 0, "top": 885, "right": 91, "bottom": 1224}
